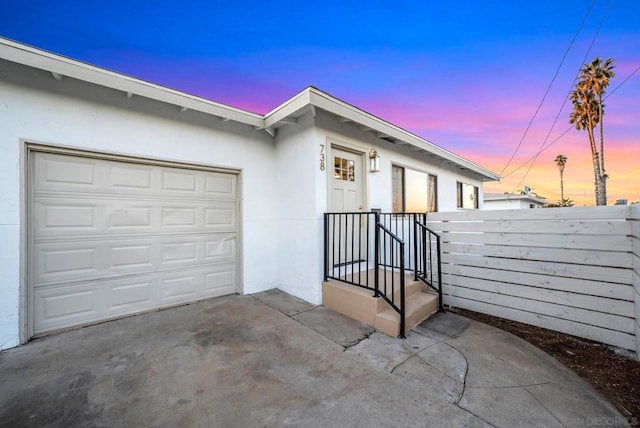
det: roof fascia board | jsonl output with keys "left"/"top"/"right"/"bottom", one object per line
{"left": 485, "top": 195, "right": 546, "bottom": 203}
{"left": 263, "top": 88, "right": 313, "bottom": 127}
{"left": 305, "top": 88, "right": 499, "bottom": 181}
{"left": 0, "top": 38, "right": 263, "bottom": 128}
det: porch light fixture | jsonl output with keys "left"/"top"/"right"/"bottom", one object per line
{"left": 369, "top": 148, "right": 380, "bottom": 172}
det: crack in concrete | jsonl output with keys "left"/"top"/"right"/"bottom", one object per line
{"left": 389, "top": 352, "right": 415, "bottom": 374}
{"left": 465, "top": 382, "right": 552, "bottom": 390}
{"left": 248, "top": 294, "right": 317, "bottom": 319}
{"left": 523, "top": 385, "right": 566, "bottom": 427}
{"left": 289, "top": 306, "right": 318, "bottom": 317}
{"left": 412, "top": 327, "right": 469, "bottom": 403}
{"left": 251, "top": 295, "right": 376, "bottom": 351}
{"left": 342, "top": 331, "right": 373, "bottom": 351}
{"left": 455, "top": 402, "right": 497, "bottom": 428}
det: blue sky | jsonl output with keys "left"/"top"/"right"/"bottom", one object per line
{"left": 2, "top": 0, "right": 639, "bottom": 203}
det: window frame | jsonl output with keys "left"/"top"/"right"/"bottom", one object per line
{"left": 391, "top": 164, "right": 438, "bottom": 214}
{"left": 456, "top": 181, "right": 479, "bottom": 210}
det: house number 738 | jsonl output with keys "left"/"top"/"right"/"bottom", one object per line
{"left": 319, "top": 144, "right": 325, "bottom": 171}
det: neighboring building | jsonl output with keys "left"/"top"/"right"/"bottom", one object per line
{"left": 0, "top": 38, "right": 498, "bottom": 349}
{"left": 483, "top": 192, "right": 546, "bottom": 210}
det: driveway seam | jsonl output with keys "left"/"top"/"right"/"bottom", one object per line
{"left": 523, "top": 385, "right": 566, "bottom": 427}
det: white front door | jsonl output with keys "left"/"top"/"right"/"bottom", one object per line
{"left": 328, "top": 147, "right": 366, "bottom": 271}
{"left": 329, "top": 148, "right": 364, "bottom": 213}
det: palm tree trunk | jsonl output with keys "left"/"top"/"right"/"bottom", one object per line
{"left": 598, "top": 93, "right": 607, "bottom": 205}
{"left": 586, "top": 118, "right": 605, "bottom": 205}
{"left": 598, "top": 94, "right": 605, "bottom": 175}
{"left": 560, "top": 170, "right": 564, "bottom": 201}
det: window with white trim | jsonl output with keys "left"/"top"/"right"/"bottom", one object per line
{"left": 392, "top": 165, "right": 437, "bottom": 213}
{"left": 457, "top": 182, "right": 479, "bottom": 209}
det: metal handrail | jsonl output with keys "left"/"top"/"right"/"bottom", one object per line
{"left": 414, "top": 220, "right": 443, "bottom": 312}
{"left": 324, "top": 211, "right": 442, "bottom": 337}
{"left": 375, "top": 220, "right": 406, "bottom": 338}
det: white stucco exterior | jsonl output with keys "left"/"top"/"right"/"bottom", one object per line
{"left": 483, "top": 193, "right": 546, "bottom": 210}
{"left": 0, "top": 38, "right": 498, "bottom": 349}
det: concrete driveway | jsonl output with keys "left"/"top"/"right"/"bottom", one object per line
{"left": 0, "top": 290, "right": 627, "bottom": 427}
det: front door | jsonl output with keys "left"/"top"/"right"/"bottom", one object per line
{"left": 330, "top": 148, "right": 364, "bottom": 213}
{"left": 328, "top": 147, "right": 366, "bottom": 273}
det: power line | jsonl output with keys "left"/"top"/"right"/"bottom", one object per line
{"left": 498, "top": 0, "right": 596, "bottom": 177}
{"left": 507, "top": 0, "right": 612, "bottom": 194}
{"left": 501, "top": 62, "right": 638, "bottom": 181}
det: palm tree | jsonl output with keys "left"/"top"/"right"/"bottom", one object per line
{"left": 583, "top": 58, "right": 615, "bottom": 177}
{"left": 554, "top": 154, "right": 567, "bottom": 201}
{"left": 570, "top": 57, "right": 614, "bottom": 206}
{"left": 570, "top": 81, "right": 604, "bottom": 204}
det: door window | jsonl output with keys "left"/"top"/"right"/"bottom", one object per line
{"left": 334, "top": 157, "right": 355, "bottom": 181}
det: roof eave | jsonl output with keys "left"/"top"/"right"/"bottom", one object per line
{"left": 0, "top": 37, "right": 264, "bottom": 128}
{"left": 266, "top": 87, "right": 500, "bottom": 182}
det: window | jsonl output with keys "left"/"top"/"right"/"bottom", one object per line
{"left": 334, "top": 157, "right": 355, "bottom": 181}
{"left": 392, "top": 165, "right": 437, "bottom": 213}
{"left": 457, "top": 182, "right": 479, "bottom": 209}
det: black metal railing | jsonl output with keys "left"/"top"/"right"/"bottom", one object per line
{"left": 414, "top": 220, "right": 443, "bottom": 311}
{"left": 375, "top": 221, "right": 406, "bottom": 337}
{"left": 378, "top": 213, "right": 426, "bottom": 271}
{"left": 324, "top": 211, "right": 442, "bottom": 337}
{"left": 323, "top": 212, "right": 377, "bottom": 290}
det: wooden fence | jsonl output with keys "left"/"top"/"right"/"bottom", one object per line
{"left": 425, "top": 205, "right": 638, "bottom": 353}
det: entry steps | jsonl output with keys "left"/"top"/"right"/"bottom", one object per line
{"left": 322, "top": 270, "right": 439, "bottom": 337}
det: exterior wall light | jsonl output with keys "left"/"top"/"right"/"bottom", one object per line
{"left": 369, "top": 148, "right": 380, "bottom": 172}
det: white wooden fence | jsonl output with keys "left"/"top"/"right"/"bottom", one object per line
{"left": 425, "top": 205, "right": 639, "bottom": 354}
{"left": 632, "top": 204, "right": 640, "bottom": 356}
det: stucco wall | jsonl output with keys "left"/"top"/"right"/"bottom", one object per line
{"left": 315, "top": 112, "right": 485, "bottom": 213}
{"left": 484, "top": 199, "right": 530, "bottom": 210}
{"left": 0, "top": 60, "right": 278, "bottom": 349}
{"left": 273, "top": 111, "right": 325, "bottom": 304}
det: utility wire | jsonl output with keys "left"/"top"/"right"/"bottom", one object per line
{"left": 507, "top": 0, "right": 613, "bottom": 194}
{"left": 498, "top": 0, "right": 596, "bottom": 177}
{"left": 502, "top": 62, "right": 638, "bottom": 181}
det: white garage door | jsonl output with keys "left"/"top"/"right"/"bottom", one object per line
{"left": 30, "top": 151, "right": 239, "bottom": 335}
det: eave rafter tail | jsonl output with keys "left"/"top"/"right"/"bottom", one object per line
{"left": 255, "top": 126, "right": 276, "bottom": 137}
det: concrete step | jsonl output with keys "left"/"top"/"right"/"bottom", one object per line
{"left": 340, "top": 269, "right": 426, "bottom": 297}
{"left": 373, "top": 292, "right": 439, "bottom": 337}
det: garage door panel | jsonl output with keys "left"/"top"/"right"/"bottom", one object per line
{"left": 109, "top": 164, "right": 153, "bottom": 190}
{"left": 34, "top": 265, "right": 236, "bottom": 332}
{"left": 205, "top": 174, "right": 236, "bottom": 196}
{"left": 205, "top": 236, "right": 237, "bottom": 261}
{"left": 161, "top": 170, "right": 199, "bottom": 192}
{"left": 30, "top": 152, "right": 240, "bottom": 335}
{"left": 36, "top": 153, "right": 98, "bottom": 189}
{"left": 35, "top": 153, "right": 237, "bottom": 199}
{"left": 37, "top": 246, "right": 99, "bottom": 278}
{"left": 34, "top": 285, "right": 101, "bottom": 331}
{"left": 34, "top": 198, "right": 236, "bottom": 237}
{"left": 33, "top": 234, "right": 236, "bottom": 286}
{"left": 205, "top": 268, "right": 236, "bottom": 295}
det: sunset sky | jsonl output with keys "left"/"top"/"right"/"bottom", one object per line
{"left": 2, "top": 1, "right": 639, "bottom": 205}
